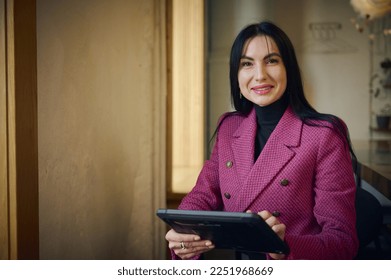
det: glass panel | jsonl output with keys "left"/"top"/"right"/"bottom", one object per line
{"left": 170, "top": 0, "right": 205, "bottom": 193}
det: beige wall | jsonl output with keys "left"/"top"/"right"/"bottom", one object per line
{"left": 37, "top": 0, "right": 166, "bottom": 259}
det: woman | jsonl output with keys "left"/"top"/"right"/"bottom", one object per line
{"left": 166, "top": 21, "right": 358, "bottom": 260}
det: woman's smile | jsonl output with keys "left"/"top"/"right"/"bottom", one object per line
{"left": 251, "top": 84, "right": 274, "bottom": 95}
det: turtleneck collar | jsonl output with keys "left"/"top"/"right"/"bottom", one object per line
{"left": 254, "top": 93, "right": 289, "bottom": 125}
{"left": 253, "top": 94, "right": 289, "bottom": 161}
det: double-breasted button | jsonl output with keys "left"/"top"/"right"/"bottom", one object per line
{"left": 226, "top": 161, "right": 233, "bottom": 168}
{"left": 280, "top": 179, "right": 289, "bottom": 186}
{"left": 224, "top": 192, "right": 231, "bottom": 199}
{"left": 272, "top": 211, "right": 281, "bottom": 217}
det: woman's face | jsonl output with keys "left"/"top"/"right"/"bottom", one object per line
{"left": 238, "top": 35, "right": 287, "bottom": 107}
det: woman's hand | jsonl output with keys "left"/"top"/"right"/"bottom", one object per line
{"left": 251, "top": 210, "right": 287, "bottom": 260}
{"left": 165, "top": 229, "right": 215, "bottom": 260}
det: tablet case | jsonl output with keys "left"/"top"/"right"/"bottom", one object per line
{"left": 157, "top": 209, "right": 289, "bottom": 254}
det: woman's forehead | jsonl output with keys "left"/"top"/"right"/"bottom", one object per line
{"left": 242, "top": 35, "right": 280, "bottom": 55}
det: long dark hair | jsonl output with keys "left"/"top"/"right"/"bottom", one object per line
{"left": 221, "top": 21, "right": 357, "bottom": 171}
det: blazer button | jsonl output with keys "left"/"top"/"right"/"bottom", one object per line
{"left": 272, "top": 211, "right": 281, "bottom": 217}
{"left": 224, "top": 192, "right": 231, "bottom": 199}
{"left": 280, "top": 179, "right": 289, "bottom": 186}
{"left": 226, "top": 161, "right": 233, "bottom": 168}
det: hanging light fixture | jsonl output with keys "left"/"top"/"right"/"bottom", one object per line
{"left": 350, "top": 0, "right": 391, "bottom": 33}
{"left": 351, "top": 0, "right": 391, "bottom": 19}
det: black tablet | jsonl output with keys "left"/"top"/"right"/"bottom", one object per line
{"left": 157, "top": 209, "right": 289, "bottom": 254}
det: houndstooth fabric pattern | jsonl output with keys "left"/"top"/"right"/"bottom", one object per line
{"left": 177, "top": 107, "right": 358, "bottom": 260}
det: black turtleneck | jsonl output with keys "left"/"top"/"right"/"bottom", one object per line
{"left": 254, "top": 94, "right": 289, "bottom": 161}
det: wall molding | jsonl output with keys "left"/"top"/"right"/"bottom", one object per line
{"left": 0, "top": 0, "right": 39, "bottom": 260}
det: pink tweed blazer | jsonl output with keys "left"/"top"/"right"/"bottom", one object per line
{"left": 178, "top": 107, "right": 359, "bottom": 260}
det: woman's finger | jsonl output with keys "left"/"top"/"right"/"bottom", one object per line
{"left": 175, "top": 244, "right": 215, "bottom": 260}
{"left": 258, "top": 210, "right": 272, "bottom": 220}
{"left": 169, "top": 240, "right": 213, "bottom": 250}
{"left": 271, "top": 223, "right": 286, "bottom": 240}
{"left": 165, "top": 229, "right": 200, "bottom": 243}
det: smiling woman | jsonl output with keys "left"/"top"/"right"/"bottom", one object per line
{"left": 165, "top": 21, "right": 359, "bottom": 260}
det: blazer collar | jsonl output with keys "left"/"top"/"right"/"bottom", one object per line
{"left": 232, "top": 106, "right": 301, "bottom": 147}
{"left": 232, "top": 106, "right": 303, "bottom": 211}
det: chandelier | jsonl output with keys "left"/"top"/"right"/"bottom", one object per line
{"left": 350, "top": 0, "right": 391, "bottom": 34}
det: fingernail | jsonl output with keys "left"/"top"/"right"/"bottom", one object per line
{"left": 194, "top": 236, "right": 201, "bottom": 241}
{"left": 205, "top": 241, "right": 212, "bottom": 246}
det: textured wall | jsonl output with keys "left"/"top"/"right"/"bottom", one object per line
{"left": 37, "top": 0, "right": 166, "bottom": 259}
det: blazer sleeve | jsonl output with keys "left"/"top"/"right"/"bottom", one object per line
{"left": 283, "top": 127, "right": 359, "bottom": 260}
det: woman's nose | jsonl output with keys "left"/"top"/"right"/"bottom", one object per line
{"left": 255, "top": 64, "right": 266, "bottom": 81}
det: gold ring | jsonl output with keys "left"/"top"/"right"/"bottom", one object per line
{"left": 180, "top": 241, "right": 186, "bottom": 250}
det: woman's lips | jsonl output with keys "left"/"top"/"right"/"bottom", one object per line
{"left": 251, "top": 85, "right": 273, "bottom": 95}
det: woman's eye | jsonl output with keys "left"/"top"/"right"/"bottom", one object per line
{"left": 240, "top": 61, "right": 252, "bottom": 67}
{"left": 266, "top": 58, "right": 279, "bottom": 64}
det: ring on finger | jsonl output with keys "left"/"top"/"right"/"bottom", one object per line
{"left": 180, "top": 241, "right": 186, "bottom": 250}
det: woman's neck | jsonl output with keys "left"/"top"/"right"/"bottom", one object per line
{"left": 255, "top": 94, "right": 289, "bottom": 125}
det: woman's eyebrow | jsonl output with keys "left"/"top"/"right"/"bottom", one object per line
{"left": 240, "top": 53, "right": 282, "bottom": 61}
{"left": 264, "top": 52, "right": 281, "bottom": 60}
{"left": 240, "top": 55, "right": 254, "bottom": 60}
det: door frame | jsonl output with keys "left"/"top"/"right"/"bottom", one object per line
{"left": 0, "top": 0, "right": 39, "bottom": 260}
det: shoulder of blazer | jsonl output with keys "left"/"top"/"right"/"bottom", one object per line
{"left": 216, "top": 111, "right": 249, "bottom": 135}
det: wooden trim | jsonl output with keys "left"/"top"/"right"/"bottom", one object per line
{"left": 167, "top": 191, "right": 186, "bottom": 209}
{"left": 4, "top": 0, "right": 38, "bottom": 259}
{"left": 166, "top": 0, "right": 173, "bottom": 193}
{"left": 152, "top": 0, "right": 168, "bottom": 260}
{"left": 0, "top": 0, "right": 9, "bottom": 260}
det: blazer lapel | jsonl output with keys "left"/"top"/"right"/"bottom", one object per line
{"left": 231, "top": 109, "right": 257, "bottom": 186}
{"left": 234, "top": 107, "right": 303, "bottom": 211}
